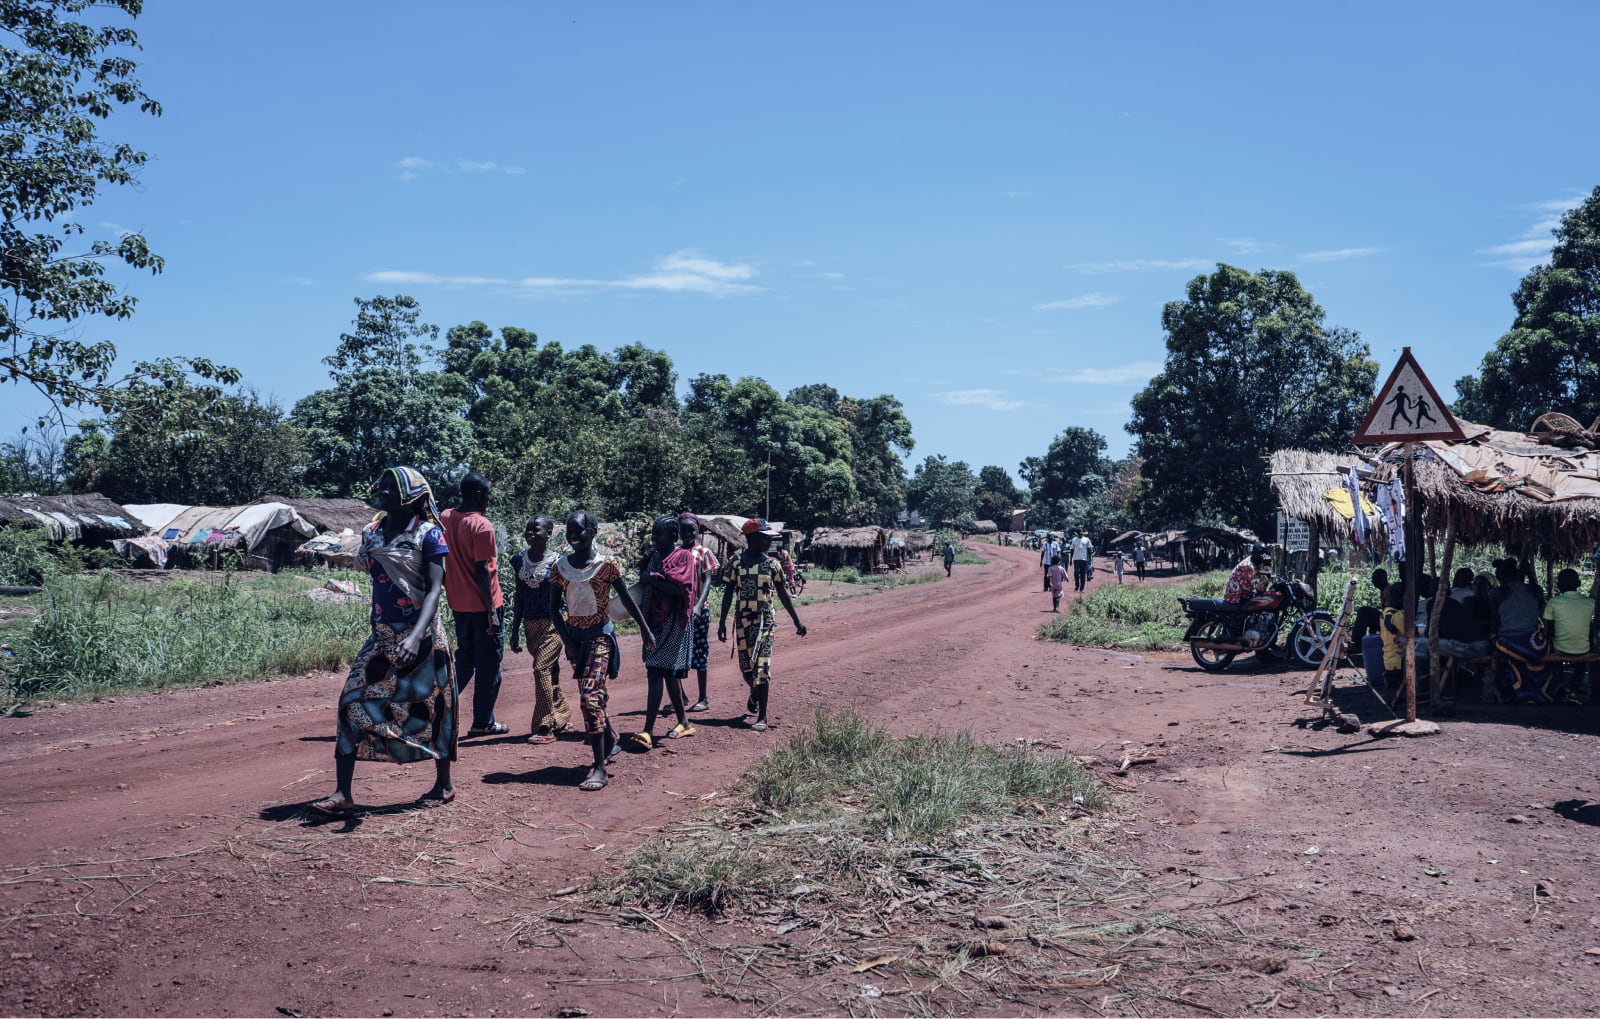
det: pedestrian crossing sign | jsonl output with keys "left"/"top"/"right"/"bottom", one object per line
{"left": 1352, "top": 347, "right": 1466, "bottom": 444}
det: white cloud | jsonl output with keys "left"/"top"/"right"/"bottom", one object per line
{"left": 1035, "top": 293, "right": 1122, "bottom": 310}
{"left": 395, "top": 156, "right": 433, "bottom": 169}
{"left": 1478, "top": 195, "right": 1585, "bottom": 271}
{"left": 364, "top": 249, "right": 761, "bottom": 298}
{"left": 394, "top": 156, "right": 525, "bottom": 180}
{"left": 1221, "top": 237, "right": 1265, "bottom": 255}
{"left": 937, "top": 389, "right": 1024, "bottom": 411}
{"left": 1299, "top": 247, "right": 1382, "bottom": 262}
{"left": 1067, "top": 258, "right": 1212, "bottom": 274}
{"left": 1047, "top": 360, "right": 1163, "bottom": 385}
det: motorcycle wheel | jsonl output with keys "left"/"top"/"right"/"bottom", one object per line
{"left": 1190, "top": 620, "right": 1238, "bottom": 672}
{"left": 1288, "top": 611, "right": 1338, "bottom": 668}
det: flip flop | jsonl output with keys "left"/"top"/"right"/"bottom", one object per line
{"left": 579, "top": 771, "right": 608, "bottom": 792}
{"left": 686, "top": 699, "right": 710, "bottom": 713}
{"left": 419, "top": 788, "right": 455, "bottom": 805}
{"left": 751, "top": 720, "right": 769, "bottom": 732}
{"left": 528, "top": 730, "right": 557, "bottom": 745}
{"left": 466, "top": 721, "right": 510, "bottom": 737}
{"left": 665, "top": 722, "right": 695, "bottom": 739}
{"left": 306, "top": 796, "right": 353, "bottom": 816}
{"left": 625, "top": 731, "right": 654, "bottom": 751}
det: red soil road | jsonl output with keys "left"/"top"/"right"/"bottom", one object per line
{"left": 4, "top": 545, "right": 1600, "bottom": 1016}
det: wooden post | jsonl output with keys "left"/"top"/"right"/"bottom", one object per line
{"left": 1428, "top": 509, "right": 1456, "bottom": 706}
{"left": 1307, "top": 520, "right": 1322, "bottom": 596}
{"left": 1402, "top": 444, "right": 1420, "bottom": 724}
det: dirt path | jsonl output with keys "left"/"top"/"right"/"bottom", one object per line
{"left": 4, "top": 546, "right": 1600, "bottom": 1016}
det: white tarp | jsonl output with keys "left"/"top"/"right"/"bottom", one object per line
{"left": 125, "top": 503, "right": 188, "bottom": 534}
{"left": 123, "top": 501, "right": 317, "bottom": 553}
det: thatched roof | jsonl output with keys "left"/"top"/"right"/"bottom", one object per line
{"left": 967, "top": 519, "right": 999, "bottom": 534}
{"left": 809, "top": 525, "right": 888, "bottom": 549}
{"left": 0, "top": 492, "right": 145, "bottom": 542}
{"left": 257, "top": 495, "right": 373, "bottom": 535}
{"left": 1373, "top": 419, "right": 1600, "bottom": 559}
{"left": 1267, "top": 449, "right": 1379, "bottom": 542}
{"left": 895, "top": 529, "right": 935, "bottom": 553}
{"left": 696, "top": 514, "right": 749, "bottom": 554}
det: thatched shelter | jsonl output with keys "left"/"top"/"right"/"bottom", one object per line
{"left": 807, "top": 525, "right": 890, "bottom": 572}
{"left": 1267, "top": 449, "right": 1388, "bottom": 590}
{"left": 967, "top": 519, "right": 999, "bottom": 535}
{"left": 0, "top": 492, "right": 144, "bottom": 544}
{"left": 124, "top": 501, "right": 319, "bottom": 571}
{"left": 257, "top": 496, "right": 374, "bottom": 536}
{"left": 695, "top": 514, "right": 750, "bottom": 562}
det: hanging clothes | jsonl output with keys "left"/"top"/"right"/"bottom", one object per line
{"left": 1342, "top": 467, "right": 1369, "bottom": 547}
{"left": 1375, "top": 479, "right": 1406, "bottom": 561}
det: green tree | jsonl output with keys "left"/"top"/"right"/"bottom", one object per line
{"left": 1454, "top": 186, "right": 1600, "bottom": 429}
{"left": 906, "top": 454, "right": 977, "bottom": 526}
{"left": 1127, "top": 265, "right": 1376, "bottom": 534}
{"left": 291, "top": 296, "right": 471, "bottom": 496}
{"left": 0, "top": 428, "right": 62, "bottom": 493}
{"left": 973, "top": 464, "right": 1023, "bottom": 525}
{"left": 1019, "top": 428, "right": 1109, "bottom": 508}
{"left": 0, "top": 0, "right": 234, "bottom": 415}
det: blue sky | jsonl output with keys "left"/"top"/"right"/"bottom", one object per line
{"left": 8, "top": 0, "right": 1599, "bottom": 485}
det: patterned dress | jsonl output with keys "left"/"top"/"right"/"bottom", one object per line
{"left": 337, "top": 515, "right": 457, "bottom": 764}
{"left": 641, "top": 548, "right": 695, "bottom": 676}
{"left": 551, "top": 555, "right": 623, "bottom": 735}
{"left": 720, "top": 555, "right": 784, "bottom": 687}
{"left": 687, "top": 543, "right": 719, "bottom": 671}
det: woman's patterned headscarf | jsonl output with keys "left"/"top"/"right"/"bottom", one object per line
{"left": 370, "top": 466, "right": 441, "bottom": 526}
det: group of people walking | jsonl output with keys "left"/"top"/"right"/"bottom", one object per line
{"left": 309, "top": 466, "right": 807, "bottom": 813}
{"left": 1037, "top": 531, "right": 1146, "bottom": 610}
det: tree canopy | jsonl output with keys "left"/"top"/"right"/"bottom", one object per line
{"left": 0, "top": 0, "right": 235, "bottom": 418}
{"left": 1454, "top": 186, "right": 1600, "bottom": 429}
{"left": 906, "top": 454, "right": 977, "bottom": 526}
{"left": 1127, "top": 264, "right": 1376, "bottom": 535}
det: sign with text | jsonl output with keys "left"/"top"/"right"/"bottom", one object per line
{"left": 1353, "top": 347, "right": 1466, "bottom": 444}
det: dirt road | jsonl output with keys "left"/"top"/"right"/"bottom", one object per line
{"left": 4, "top": 545, "right": 1600, "bottom": 1016}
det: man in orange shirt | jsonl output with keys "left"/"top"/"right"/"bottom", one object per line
{"left": 441, "top": 473, "right": 507, "bottom": 737}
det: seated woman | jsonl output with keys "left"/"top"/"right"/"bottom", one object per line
{"left": 1490, "top": 558, "right": 1561, "bottom": 704}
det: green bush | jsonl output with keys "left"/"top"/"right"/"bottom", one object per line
{"left": 0, "top": 527, "right": 87, "bottom": 586}
{"left": 1039, "top": 570, "right": 1229, "bottom": 650}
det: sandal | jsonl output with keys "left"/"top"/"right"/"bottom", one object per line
{"left": 625, "top": 731, "right": 654, "bottom": 751}
{"left": 306, "top": 795, "right": 353, "bottom": 816}
{"left": 665, "top": 722, "right": 696, "bottom": 739}
{"left": 419, "top": 787, "right": 455, "bottom": 805}
{"left": 686, "top": 699, "right": 710, "bottom": 713}
{"left": 751, "top": 720, "right": 768, "bottom": 732}
{"left": 578, "top": 770, "right": 608, "bottom": 792}
{"left": 467, "top": 721, "right": 510, "bottom": 737}
{"left": 528, "top": 729, "right": 557, "bottom": 745}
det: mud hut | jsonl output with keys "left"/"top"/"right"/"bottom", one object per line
{"left": 695, "top": 514, "right": 750, "bottom": 562}
{"left": 0, "top": 492, "right": 144, "bottom": 545}
{"left": 807, "top": 525, "right": 889, "bottom": 572}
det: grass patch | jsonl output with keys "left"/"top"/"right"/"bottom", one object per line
{"left": 1040, "top": 570, "right": 1228, "bottom": 650}
{"left": 2, "top": 568, "right": 372, "bottom": 702}
{"left": 563, "top": 708, "right": 1310, "bottom": 1015}
{"left": 806, "top": 566, "right": 944, "bottom": 588}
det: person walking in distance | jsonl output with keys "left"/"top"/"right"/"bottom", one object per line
{"left": 1047, "top": 556, "right": 1067, "bottom": 612}
{"left": 942, "top": 539, "right": 956, "bottom": 577}
{"left": 1039, "top": 534, "right": 1061, "bottom": 592}
{"left": 1133, "top": 538, "right": 1147, "bottom": 581}
{"left": 1070, "top": 531, "right": 1093, "bottom": 592}
{"left": 508, "top": 514, "right": 570, "bottom": 744}
{"left": 441, "top": 473, "right": 507, "bottom": 738}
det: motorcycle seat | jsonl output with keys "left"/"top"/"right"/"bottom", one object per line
{"left": 1183, "top": 598, "right": 1245, "bottom": 613}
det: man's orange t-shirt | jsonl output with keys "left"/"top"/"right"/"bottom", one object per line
{"left": 440, "top": 508, "right": 502, "bottom": 613}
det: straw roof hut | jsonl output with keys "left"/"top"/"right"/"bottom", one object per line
{"left": 257, "top": 495, "right": 374, "bottom": 535}
{"left": 0, "top": 492, "right": 144, "bottom": 544}
{"left": 967, "top": 519, "right": 999, "bottom": 535}
{"left": 695, "top": 514, "right": 749, "bottom": 562}
{"left": 808, "top": 525, "right": 890, "bottom": 572}
{"left": 1266, "top": 450, "right": 1373, "bottom": 543}
{"left": 124, "top": 501, "right": 319, "bottom": 571}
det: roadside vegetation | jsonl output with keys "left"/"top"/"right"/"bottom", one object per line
{"left": 1040, "top": 571, "right": 1226, "bottom": 651}
{"left": 2, "top": 568, "right": 370, "bottom": 705}
{"left": 572, "top": 707, "right": 1307, "bottom": 1014}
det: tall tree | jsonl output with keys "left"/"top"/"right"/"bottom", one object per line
{"left": 906, "top": 454, "right": 977, "bottom": 526}
{"left": 291, "top": 296, "right": 470, "bottom": 496}
{"left": 0, "top": 0, "right": 234, "bottom": 416}
{"left": 973, "top": 464, "right": 1023, "bottom": 525}
{"left": 1127, "top": 265, "right": 1376, "bottom": 534}
{"left": 1019, "top": 428, "right": 1109, "bottom": 507}
{"left": 1454, "top": 186, "right": 1600, "bottom": 429}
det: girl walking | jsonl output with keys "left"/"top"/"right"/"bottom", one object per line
{"left": 630, "top": 514, "right": 699, "bottom": 748}
{"left": 717, "top": 518, "right": 807, "bottom": 731}
{"left": 508, "top": 514, "right": 570, "bottom": 743}
{"left": 679, "top": 513, "right": 718, "bottom": 713}
{"left": 549, "top": 510, "right": 654, "bottom": 791}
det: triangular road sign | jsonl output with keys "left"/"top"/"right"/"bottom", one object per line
{"left": 1353, "top": 347, "right": 1466, "bottom": 444}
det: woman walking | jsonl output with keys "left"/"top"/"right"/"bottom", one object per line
{"left": 549, "top": 510, "right": 654, "bottom": 791}
{"left": 309, "top": 467, "right": 455, "bottom": 815}
{"left": 680, "top": 513, "right": 718, "bottom": 713}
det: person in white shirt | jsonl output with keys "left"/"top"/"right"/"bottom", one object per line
{"left": 1070, "top": 532, "right": 1093, "bottom": 592}
{"left": 1039, "top": 537, "right": 1062, "bottom": 592}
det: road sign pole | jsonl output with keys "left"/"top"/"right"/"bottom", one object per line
{"left": 1402, "top": 443, "right": 1418, "bottom": 724}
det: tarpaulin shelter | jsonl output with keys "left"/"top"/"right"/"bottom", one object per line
{"left": 124, "top": 501, "right": 318, "bottom": 571}
{"left": 0, "top": 493, "right": 143, "bottom": 544}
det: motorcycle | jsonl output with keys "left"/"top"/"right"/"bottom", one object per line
{"left": 1179, "top": 575, "right": 1337, "bottom": 672}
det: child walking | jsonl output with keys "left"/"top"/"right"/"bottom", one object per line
{"left": 508, "top": 514, "right": 569, "bottom": 743}
{"left": 1047, "top": 556, "right": 1067, "bottom": 612}
{"left": 1113, "top": 551, "right": 1126, "bottom": 584}
{"left": 549, "top": 510, "right": 654, "bottom": 791}
{"left": 630, "top": 514, "right": 699, "bottom": 749}
{"left": 718, "top": 517, "right": 807, "bottom": 731}
{"left": 680, "top": 513, "right": 719, "bottom": 713}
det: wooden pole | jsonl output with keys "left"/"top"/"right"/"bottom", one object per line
{"left": 1307, "top": 520, "right": 1322, "bottom": 596}
{"left": 1402, "top": 444, "right": 1420, "bottom": 723}
{"left": 1429, "top": 509, "right": 1456, "bottom": 706}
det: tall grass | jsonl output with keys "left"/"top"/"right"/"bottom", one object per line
{"left": 1040, "top": 570, "right": 1228, "bottom": 650}
{"left": 3, "top": 569, "right": 372, "bottom": 701}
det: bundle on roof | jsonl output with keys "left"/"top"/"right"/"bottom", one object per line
{"left": 0, "top": 493, "right": 144, "bottom": 544}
